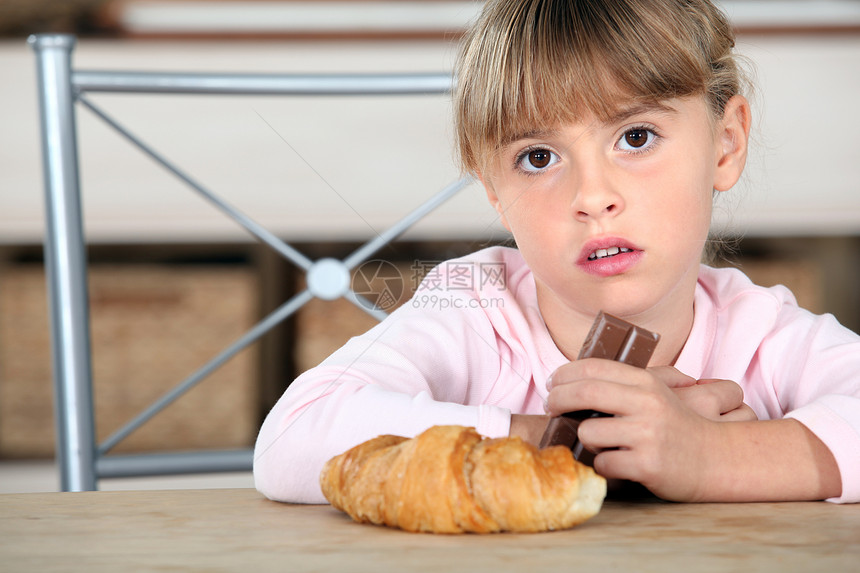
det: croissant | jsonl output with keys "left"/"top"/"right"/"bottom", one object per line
{"left": 319, "top": 425, "right": 606, "bottom": 533}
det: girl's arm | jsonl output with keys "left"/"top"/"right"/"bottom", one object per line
{"left": 545, "top": 360, "right": 845, "bottom": 502}
{"left": 253, "top": 301, "right": 513, "bottom": 503}
{"left": 673, "top": 417, "right": 842, "bottom": 502}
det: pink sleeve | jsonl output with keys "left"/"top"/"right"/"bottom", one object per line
{"left": 787, "top": 396, "right": 860, "bottom": 503}
{"left": 253, "top": 297, "right": 514, "bottom": 504}
{"left": 774, "top": 313, "right": 860, "bottom": 503}
{"left": 745, "top": 302, "right": 860, "bottom": 504}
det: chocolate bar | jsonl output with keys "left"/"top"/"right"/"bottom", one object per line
{"left": 576, "top": 311, "right": 660, "bottom": 367}
{"left": 538, "top": 312, "right": 660, "bottom": 464}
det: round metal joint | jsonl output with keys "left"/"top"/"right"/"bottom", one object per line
{"left": 306, "top": 258, "right": 351, "bottom": 301}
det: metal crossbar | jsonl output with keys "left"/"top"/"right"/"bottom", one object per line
{"left": 29, "top": 34, "right": 468, "bottom": 491}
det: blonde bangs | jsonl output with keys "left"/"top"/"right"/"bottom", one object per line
{"left": 455, "top": 0, "right": 741, "bottom": 174}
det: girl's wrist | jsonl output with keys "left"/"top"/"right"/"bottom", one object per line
{"left": 510, "top": 414, "right": 550, "bottom": 447}
{"left": 687, "top": 419, "right": 841, "bottom": 502}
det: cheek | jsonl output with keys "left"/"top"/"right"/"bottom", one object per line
{"left": 637, "top": 157, "right": 714, "bottom": 226}
{"left": 501, "top": 207, "right": 543, "bottom": 252}
{"left": 630, "top": 172, "right": 714, "bottom": 267}
{"left": 497, "top": 183, "right": 560, "bottom": 234}
{"left": 498, "top": 200, "right": 565, "bottom": 269}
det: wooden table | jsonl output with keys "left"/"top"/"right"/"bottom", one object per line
{"left": 1, "top": 488, "right": 858, "bottom": 572}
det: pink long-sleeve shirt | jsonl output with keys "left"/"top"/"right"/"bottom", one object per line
{"left": 253, "top": 247, "right": 860, "bottom": 503}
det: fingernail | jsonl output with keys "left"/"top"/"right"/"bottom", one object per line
{"left": 545, "top": 374, "right": 553, "bottom": 391}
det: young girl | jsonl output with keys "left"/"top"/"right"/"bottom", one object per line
{"left": 254, "top": 0, "right": 859, "bottom": 504}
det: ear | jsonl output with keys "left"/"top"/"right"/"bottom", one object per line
{"left": 713, "top": 95, "right": 752, "bottom": 192}
{"left": 478, "top": 172, "right": 512, "bottom": 232}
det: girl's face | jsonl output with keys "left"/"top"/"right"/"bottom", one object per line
{"left": 481, "top": 95, "right": 750, "bottom": 327}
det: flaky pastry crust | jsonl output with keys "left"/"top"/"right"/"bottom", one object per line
{"left": 320, "top": 425, "right": 606, "bottom": 533}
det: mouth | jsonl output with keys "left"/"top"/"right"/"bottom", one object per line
{"left": 587, "top": 246, "right": 634, "bottom": 261}
{"left": 578, "top": 238, "right": 642, "bottom": 277}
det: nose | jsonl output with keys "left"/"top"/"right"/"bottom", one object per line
{"left": 569, "top": 166, "right": 625, "bottom": 223}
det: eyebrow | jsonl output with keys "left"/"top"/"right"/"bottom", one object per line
{"left": 603, "top": 101, "right": 678, "bottom": 125}
{"left": 500, "top": 101, "right": 679, "bottom": 148}
{"left": 500, "top": 128, "right": 560, "bottom": 148}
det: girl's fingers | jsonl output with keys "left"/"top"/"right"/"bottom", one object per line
{"left": 545, "top": 379, "right": 652, "bottom": 417}
{"left": 673, "top": 379, "right": 746, "bottom": 420}
{"left": 718, "top": 403, "right": 758, "bottom": 422}
{"left": 546, "top": 361, "right": 685, "bottom": 417}
{"left": 592, "top": 448, "right": 645, "bottom": 484}
{"left": 576, "top": 415, "right": 637, "bottom": 451}
{"left": 650, "top": 366, "right": 697, "bottom": 389}
{"left": 549, "top": 361, "right": 694, "bottom": 390}
{"left": 549, "top": 358, "right": 654, "bottom": 389}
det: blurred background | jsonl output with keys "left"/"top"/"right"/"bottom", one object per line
{"left": 1, "top": 1, "right": 859, "bottom": 490}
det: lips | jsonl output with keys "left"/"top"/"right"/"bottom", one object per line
{"left": 577, "top": 237, "right": 642, "bottom": 277}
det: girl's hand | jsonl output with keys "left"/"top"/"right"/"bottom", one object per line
{"left": 545, "top": 360, "right": 742, "bottom": 501}
{"left": 546, "top": 363, "right": 755, "bottom": 421}
{"left": 670, "top": 377, "right": 758, "bottom": 422}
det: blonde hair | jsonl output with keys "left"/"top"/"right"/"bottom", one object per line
{"left": 454, "top": 0, "right": 746, "bottom": 174}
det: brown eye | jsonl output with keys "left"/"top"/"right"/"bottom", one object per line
{"left": 624, "top": 129, "right": 649, "bottom": 148}
{"left": 517, "top": 147, "right": 558, "bottom": 172}
{"left": 528, "top": 149, "right": 551, "bottom": 168}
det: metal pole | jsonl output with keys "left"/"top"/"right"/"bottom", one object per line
{"left": 71, "top": 70, "right": 453, "bottom": 96}
{"left": 97, "top": 449, "right": 253, "bottom": 478}
{"left": 29, "top": 34, "right": 97, "bottom": 491}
